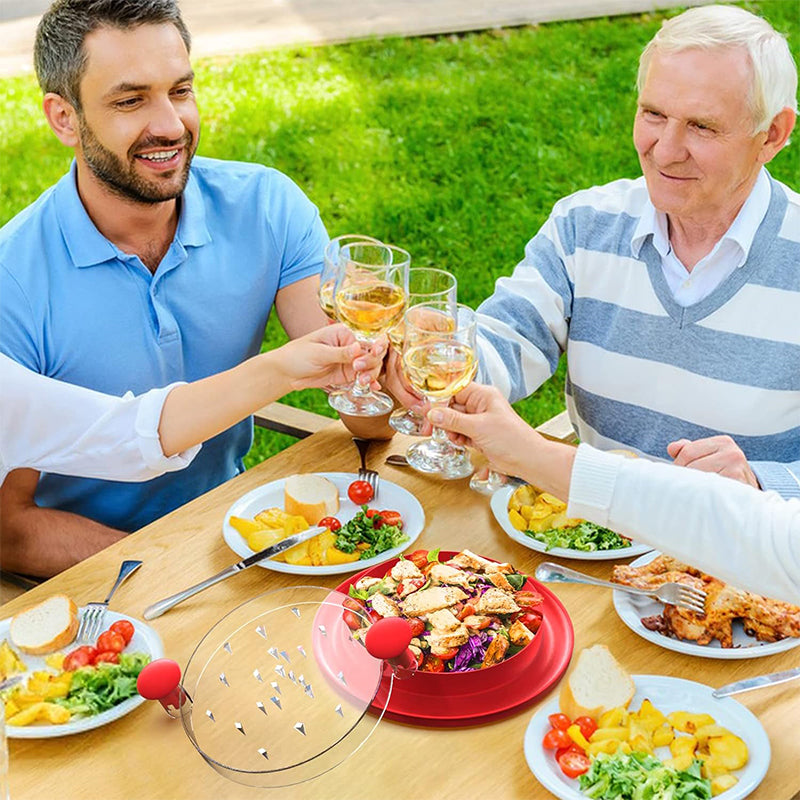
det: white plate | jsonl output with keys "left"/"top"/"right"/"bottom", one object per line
{"left": 491, "top": 486, "right": 652, "bottom": 561}
{"left": 524, "top": 674, "right": 770, "bottom": 800}
{"left": 222, "top": 472, "right": 425, "bottom": 576}
{"left": 2, "top": 610, "right": 163, "bottom": 738}
{"left": 614, "top": 551, "right": 800, "bottom": 659}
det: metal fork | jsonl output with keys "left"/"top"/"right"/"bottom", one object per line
{"left": 77, "top": 560, "right": 143, "bottom": 643}
{"left": 353, "top": 437, "right": 380, "bottom": 497}
{"left": 534, "top": 562, "right": 707, "bottom": 614}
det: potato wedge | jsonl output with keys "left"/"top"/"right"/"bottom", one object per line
{"left": 325, "top": 547, "right": 360, "bottom": 565}
{"left": 707, "top": 734, "right": 749, "bottom": 770}
{"left": 670, "top": 735, "right": 698, "bottom": 758}
{"left": 711, "top": 774, "right": 738, "bottom": 796}
{"left": 668, "top": 711, "right": 716, "bottom": 733}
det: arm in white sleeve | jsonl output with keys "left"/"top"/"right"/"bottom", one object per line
{"left": 0, "top": 354, "right": 199, "bottom": 483}
{"left": 567, "top": 443, "right": 800, "bottom": 605}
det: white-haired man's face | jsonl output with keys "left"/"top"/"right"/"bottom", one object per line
{"left": 633, "top": 48, "right": 769, "bottom": 227}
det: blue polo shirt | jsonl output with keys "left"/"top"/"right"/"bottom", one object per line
{"left": 0, "top": 156, "right": 328, "bottom": 531}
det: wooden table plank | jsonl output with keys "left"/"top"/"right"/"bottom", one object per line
{"left": 3, "top": 423, "right": 794, "bottom": 799}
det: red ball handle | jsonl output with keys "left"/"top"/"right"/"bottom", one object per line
{"left": 137, "top": 658, "right": 185, "bottom": 715}
{"left": 364, "top": 617, "right": 417, "bottom": 671}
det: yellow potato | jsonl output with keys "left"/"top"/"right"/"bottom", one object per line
{"left": 44, "top": 653, "right": 65, "bottom": 671}
{"left": 652, "top": 722, "right": 675, "bottom": 747}
{"left": 525, "top": 504, "right": 553, "bottom": 520}
{"left": 508, "top": 509, "right": 527, "bottom": 531}
{"left": 510, "top": 485, "right": 536, "bottom": 507}
{"left": 538, "top": 493, "right": 567, "bottom": 511}
{"left": 0, "top": 641, "right": 26, "bottom": 680}
{"left": 711, "top": 774, "right": 739, "bottom": 796}
{"left": 707, "top": 734, "right": 749, "bottom": 770}
{"left": 7, "top": 701, "right": 70, "bottom": 726}
{"left": 282, "top": 539, "right": 311, "bottom": 565}
{"left": 254, "top": 508, "right": 287, "bottom": 527}
{"left": 598, "top": 707, "right": 628, "bottom": 728}
{"left": 694, "top": 724, "right": 734, "bottom": 744}
{"left": 228, "top": 515, "right": 268, "bottom": 537}
{"left": 590, "top": 726, "right": 630, "bottom": 742}
{"left": 325, "top": 547, "right": 361, "bottom": 565}
{"left": 664, "top": 753, "right": 695, "bottom": 771}
{"left": 586, "top": 740, "right": 621, "bottom": 756}
{"left": 246, "top": 528, "right": 286, "bottom": 553}
{"left": 308, "top": 530, "right": 338, "bottom": 566}
{"left": 670, "top": 735, "right": 698, "bottom": 758}
{"left": 668, "top": 711, "right": 716, "bottom": 733}
{"left": 701, "top": 755, "right": 733, "bottom": 780}
{"left": 636, "top": 699, "right": 667, "bottom": 731}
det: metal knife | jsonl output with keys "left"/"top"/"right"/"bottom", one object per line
{"left": 0, "top": 675, "right": 23, "bottom": 693}
{"left": 712, "top": 666, "right": 800, "bottom": 698}
{"left": 143, "top": 526, "right": 327, "bottom": 620}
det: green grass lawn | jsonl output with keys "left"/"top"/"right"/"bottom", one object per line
{"left": 1, "top": 1, "right": 797, "bottom": 466}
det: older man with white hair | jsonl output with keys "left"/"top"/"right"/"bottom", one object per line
{"left": 468, "top": 4, "right": 799, "bottom": 496}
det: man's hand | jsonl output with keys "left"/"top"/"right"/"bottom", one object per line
{"left": 667, "top": 435, "right": 760, "bottom": 489}
{"left": 381, "top": 347, "right": 427, "bottom": 416}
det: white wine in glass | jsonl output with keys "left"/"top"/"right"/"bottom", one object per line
{"left": 402, "top": 303, "right": 477, "bottom": 479}
{"left": 336, "top": 281, "right": 406, "bottom": 337}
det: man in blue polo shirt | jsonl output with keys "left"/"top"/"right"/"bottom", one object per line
{"left": 0, "top": 0, "right": 332, "bottom": 576}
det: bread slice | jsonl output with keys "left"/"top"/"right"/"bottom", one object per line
{"left": 559, "top": 644, "right": 634, "bottom": 720}
{"left": 284, "top": 473, "right": 339, "bottom": 525}
{"left": 10, "top": 594, "right": 79, "bottom": 655}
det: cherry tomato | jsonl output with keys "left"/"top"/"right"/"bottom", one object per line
{"left": 555, "top": 744, "right": 585, "bottom": 761}
{"left": 109, "top": 620, "right": 135, "bottom": 645}
{"left": 63, "top": 646, "right": 96, "bottom": 671}
{"left": 93, "top": 651, "right": 120, "bottom": 665}
{"left": 96, "top": 630, "right": 126, "bottom": 654}
{"left": 518, "top": 610, "right": 543, "bottom": 633}
{"left": 436, "top": 647, "right": 459, "bottom": 661}
{"left": 378, "top": 510, "right": 402, "bottom": 528}
{"left": 420, "top": 655, "right": 445, "bottom": 673}
{"left": 514, "top": 590, "right": 544, "bottom": 610}
{"left": 457, "top": 603, "right": 477, "bottom": 621}
{"left": 542, "top": 728, "right": 572, "bottom": 750}
{"left": 348, "top": 480, "right": 374, "bottom": 505}
{"left": 574, "top": 716, "right": 598, "bottom": 740}
{"left": 406, "top": 618, "right": 426, "bottom": 638}
{"left": 548, "top": 713, "right": 572, "bottom": 731}
{"left": 318, "top": 516, "right": 342, "bottom": 533}
{"left": 558, "top": 750, "right": 591, "bottom": 779}
{"left": 343, "top": 597, "right": 365, "bottom": 612}
{"left": 342, "top": 609, "right": 362, "bottom": 630}
{"left": 406, "top": 550, "right": 429, "bottom": 570}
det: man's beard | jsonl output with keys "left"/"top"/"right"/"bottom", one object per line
{"left": 78, "top": 115, "right": 195, "bottom": 204}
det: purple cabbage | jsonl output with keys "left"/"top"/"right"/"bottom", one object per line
{"left": 449, "top": 632, "right": 490, "bottom": 672}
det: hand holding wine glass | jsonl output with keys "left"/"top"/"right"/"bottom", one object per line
{"left": 401, "top": 302, "right": 478, "bottom": 478}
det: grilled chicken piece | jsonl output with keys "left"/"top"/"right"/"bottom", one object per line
{"left": 613, "top": 556, "right": 800, "bottom": 648}
{"left": 391, "top": 559, "right": 423, "bottom": 582}
{"left": 429, "top": 626, "right": 470, "bottom": 655}
{"left": 447, "top": 550, "right": 513, "bottom": 574}
{"left": 508, "top": 619, "right": 535, "bottom": 646}
{"left": 369, "top": 593, "right": 401, "bottom": 618}
{"left": 427, "top": 609, "right": 461, "bottom": 632}
{"left": 428, "top": 563, "right": 471, "bottom": 589}
{"left": 354, "top": 576, "right": 383, "bottom": 594}
{"left": 481, "top": 633, "right": 509, "bottom": 667}
{"left": 475, "top": 587, "right": 520, "bottom": 615}
{"left": 488, "top": 572, "right": 514, "bottom": 592}
{"left": 402, "top": 586, "right": 468, "bottom": 617}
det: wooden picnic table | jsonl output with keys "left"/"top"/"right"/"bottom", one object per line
{"left": 4, "top": 423, "right": 797, "bottom": 799}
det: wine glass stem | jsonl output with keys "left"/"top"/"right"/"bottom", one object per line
{"left": 349, "top": 336, "right": 374, "bottom": 396}
{"left": 429, "top": 399, "right": 451, "bottom": 446}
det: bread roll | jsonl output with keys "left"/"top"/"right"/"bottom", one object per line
{"left": 559, "top": 644, "right": 634, "bottom": 719}
{"left": 284, "top": 474, "right": 339, "bottom": 525}
{"left": 10, "top": 594, "right": 79, "bottom": 655}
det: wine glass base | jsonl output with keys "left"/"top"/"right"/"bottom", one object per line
{"left": 405, "top": 440, "right": 473, "bottom": 480}
{"left": 469, "top": 470, "right": 508, "bottom": 495}
{"left": 329, "top": 390, "right": 394, "bottom": 417}
{"left": 388, "top": 408, "right": 426, "bottom": 436}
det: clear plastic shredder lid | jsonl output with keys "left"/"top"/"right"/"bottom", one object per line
{"left": 139, "top": 585, "right": 404, "bottom": 788}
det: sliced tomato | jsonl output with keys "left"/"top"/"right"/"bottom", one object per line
{"left": 378, "top": 510, "right": 402, "bottom": 528}
{"left": 63, "top": 646, "right": 96, "bottom": 671}
{"left": 555, "top": 744, "right": 585, "bottom": 761}
{"left": 542, "top": 728, "right": 572, "bottom": 750}
{"left": 342, "top": 609, "right": 362, "bottom": 630}
{"left": 548, "top": 713, "right": 572, "bottom": 731}
{"left": 518, "top": 610, "right": 543, "bottom": 633}
{"left": 109, "top": 619, "right": 135, "bottom": 645}
{"left": 574, "top": 716, "right": 598, "bottom": 740}
{"left": 93, "top": 651, "right": 120, "bottom": 665}
{"left": 406, "top": 618, "right": 426, "bottom": 638}
{"left": 557, "top": 750, "right": 591, "bottom": 779}
{"left": 96, "top": 630, "right": 126, "bottom": 654}
{"left": 318, "top": 516, "right": 342, "bottom": 532}
{"left": 406, "top": 550, "right": 429, "bottom": 569}
{"left": 420, "top": 655, "right": 445, "bottom": 673}
{"left": 343, "top": 597, "right": 365, "bottom": 612}
{"left": 514, "top": 590, "right": 544, "bottom": 610}
{"left": 436, "top": 647, "right": 459, "bottom": 661}
{"left": 457, "top": 603, "right": 477, "bottom": 621}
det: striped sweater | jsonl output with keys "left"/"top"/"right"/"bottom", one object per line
{"left": 476, "top": 173, "right": 800, "bottom": 498}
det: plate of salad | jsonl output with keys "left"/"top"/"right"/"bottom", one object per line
{"left": 491, "top": 485, "right": 652, "bottom": 561}
{"left": 223, "top": 472, "right": 424, "bottom": 576}
{"left": 523, "top": 675, "right": 769, "bottom": 800}
{"left": 1, "top": 610, "right": 162, "bottom": 738}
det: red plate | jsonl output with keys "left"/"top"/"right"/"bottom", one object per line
{"left": 332, "top": 551, "right": 574, "bottom": 727}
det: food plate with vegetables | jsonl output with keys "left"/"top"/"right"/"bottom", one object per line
{"left": 524, "top": 675, "right": 769, "bottom": 800}
{"left": 1, "top": 610, "right": 162, "bottom": 738}
{"left": 491, "top": 485, "right": 652, "bottom": 561}
{"left": 222, "top": 472, "right": 425, "bottom": 576}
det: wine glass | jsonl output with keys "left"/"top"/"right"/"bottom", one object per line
{"left": 328, "top": 242, "right": 410, "bottom": 416}
{"left": 401, "top": 302, "right": 478, "bottom": 479}
{"left": 388, "top": 267, "right": 458, "bottom": 435}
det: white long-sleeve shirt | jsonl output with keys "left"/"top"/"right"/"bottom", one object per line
{"left": 567, "top": 443, "right": 800, "bottom": 605}
{"left": 1, "top": 354, "right": 200, "bottom": 485}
